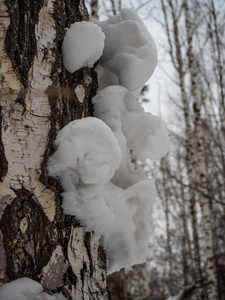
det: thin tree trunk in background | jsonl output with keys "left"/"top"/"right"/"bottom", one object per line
{"left": 161, "top": 0, "right": 202, "bottom": 288}
{"left": 110, "top": 0, "right": 117, "bottom": 15}
{"left": 90, "top": 0, "right": 99, "bottom": 19}
{"left": 210, "top": 0, "right": 225, "bottom": 123}
{"left": 0, "top": 0, "right": 110, "bottom": 298}
{"left": 184, "top": 1, "right": 218, "bottom": 298}
{"left": 177, "top": 151, "right": 191, "bottom": 287}
{"left": 208, "top": 0, "right": 225, "bottom": 174}
{"left": 135, "top": 0, "right": 225, "bottom": 297}
{"left": 161, "top": 158, "right": 174, "bottom": 296}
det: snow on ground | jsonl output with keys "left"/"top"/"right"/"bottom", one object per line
{"left": 0, "top": 278, "right": 66, "bottom": 300}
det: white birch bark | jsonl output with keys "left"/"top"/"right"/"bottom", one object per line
{"left": 0, "top": 0, "right": 109, "bottom": 299}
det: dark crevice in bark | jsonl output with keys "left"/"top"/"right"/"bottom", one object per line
{"left": 58, "top": 215, "right": 81, "bottom": 261}
{"left": 63, "top": 265, "right": 78, "bottom": 290}
{"left": 84, "top": 232, "right": 94, "bottom": 277}
{"left": 80, "top": 262, "right": 87, "bottom": 288}
{"left": 98, "top": 245, "right": 107, "bottom": 271}
{"left": 0, "top": 106, "right": 8, "bottom": 181}
{"left": 5, "top": 0, "right": 45, "bottom": 88}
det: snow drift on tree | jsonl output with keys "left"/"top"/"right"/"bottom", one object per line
{"left": 48, "top": 8, "right": 169, "bottom": 274}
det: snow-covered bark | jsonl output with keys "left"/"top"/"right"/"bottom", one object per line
{"left": 0, "top": 0, "right": 109, "bottom": 299}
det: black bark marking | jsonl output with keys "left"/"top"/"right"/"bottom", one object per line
{"left": 0, "top": 195, "right": 14, "bottom": 222}
{"left": 84, "top": 232, "right": 94, "bottom": 277}
{"left": 80, "top": 261, "right": 87, "bottom": 288}
{"left": 0, "top": 188, "right": 57, "bottom": 280}
{"left": 0, "top": 195, "right": 15, "bottom": 284}
{"left": 98, "top": 245, "right": 107, "bottom": 271}
{"left": 5, "top": 0, "right": 45, "bottom": 88}
{"left": 0, "top": 106, "right": 8, "bottom": 181}
{"left": 63, "top": 265, "right": 78, "bottom": 290}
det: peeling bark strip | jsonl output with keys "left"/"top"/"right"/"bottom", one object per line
{"left": 0, "top": 0, "right": 110, "bottom": 298}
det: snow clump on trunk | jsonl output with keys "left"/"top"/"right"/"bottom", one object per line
{"left": 48, "top": 8, "right": 169, "bottom": 275}
{"left": 93, "top": 8, "right": 158, "bottom": 97}
{"left": 62, "top": 21, "right": 105, "bottom": 72}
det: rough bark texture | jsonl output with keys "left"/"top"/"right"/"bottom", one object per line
{"left": 0, "top": 0, "right": 110, "bottom": 299}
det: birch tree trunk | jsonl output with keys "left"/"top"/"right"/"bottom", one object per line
{"left": 160, "top": 0, "right": 203, "bottom": 287}
{"left": 184, "top": 1, "right": 218, "bottom": 298}
{"left": 0, "top": 0, "right": 110, "bottom": 299}
{"left": 160, "top": 158, "right": 174, "bottom": 296}
{"left": 184, "top": 0, "right": 217, "bottom": 299}
{"left": 177, "top": 151, "right": 192, "bottom": 287}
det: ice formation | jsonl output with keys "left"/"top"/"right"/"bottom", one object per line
{"left": 0, "top": 278, "right": 66, "bottom": 300}
{"left": 62, "top": 21, "right": 105, "bottom": 73}
{"left": 49, "top": 8, "right": 169, "bottom": 274}
{"left": 92, "top": 9, "right": 158, "bottom": 96}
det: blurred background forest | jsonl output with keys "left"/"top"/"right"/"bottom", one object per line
{"left": 87, "top": 0, "right": 225, "bottom": 299}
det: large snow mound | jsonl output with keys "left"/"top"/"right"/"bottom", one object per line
{"left": 48, "top": 117, "right": 121, "bottom": 198}
{"left": 48, "top": 108, "right": 168, "bottom": 274}
{"left": 48, "top": 117, "right": 157, "bottom": 273}
{"left": 0, "top": 278, "right": 66, "bottom": 300}
{"left": 48, "top": 8, "right": 168, "bottom": 275}
{"left": 93, "top": 8, "right": 158, "bottom": 96}
{"left": 62, "top": 21, "right": 105, "bottom": 72}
